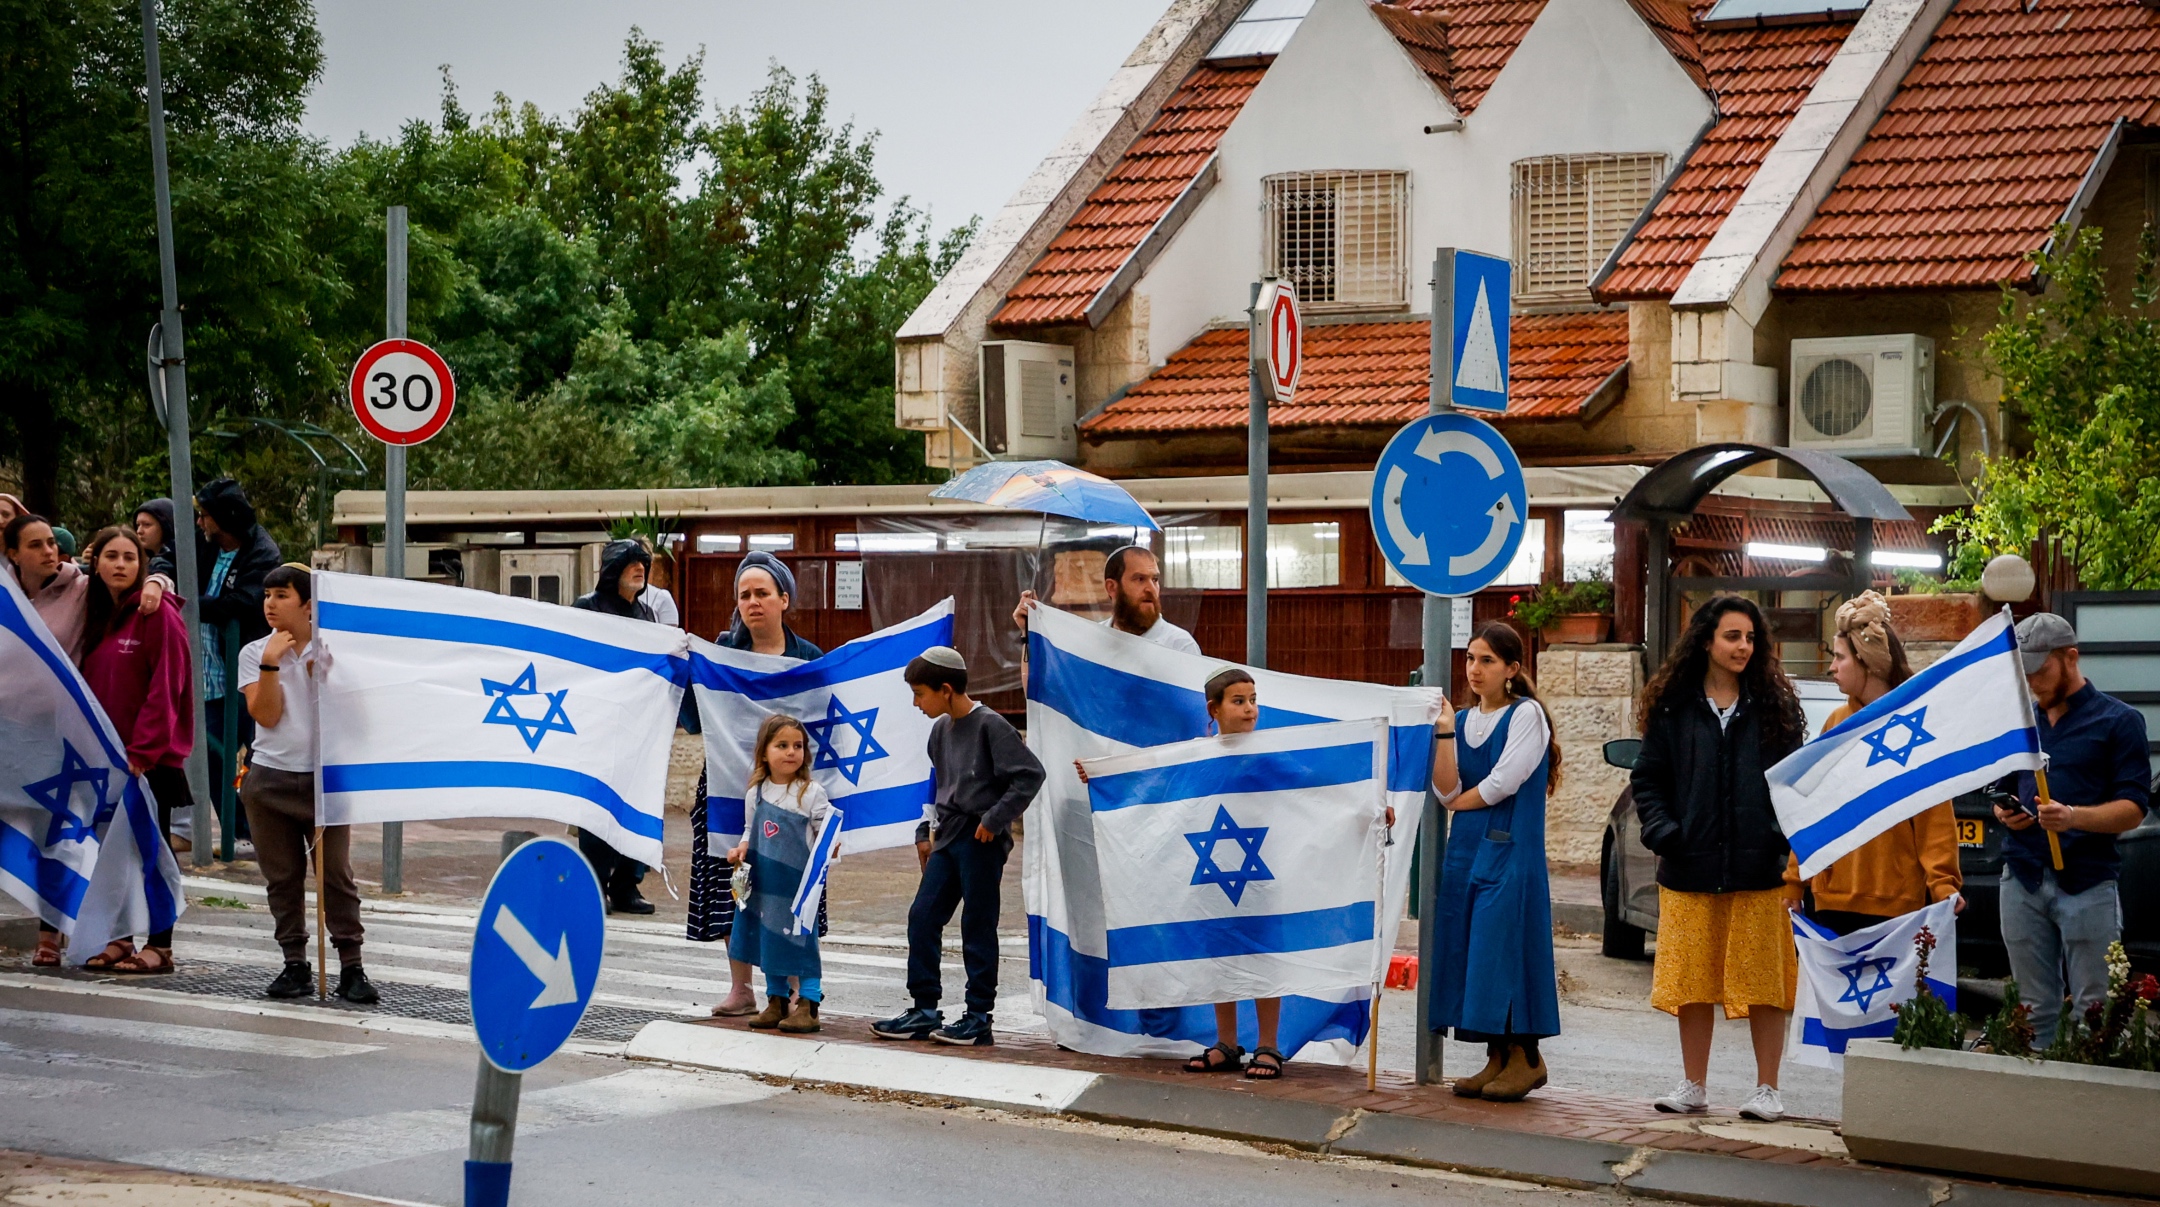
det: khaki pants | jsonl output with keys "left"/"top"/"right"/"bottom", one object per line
{"left": 240, "top": 766, "right": 363, "bottom": 966}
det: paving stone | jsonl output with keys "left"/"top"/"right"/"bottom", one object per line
{"left": 1330, "top": 1110, "right": 1631, "bottom": 1187}
{"left": 1625, "top": 1148, "right": 1941, "bottom": 1207}
{"left": 1064, "top": 1076, "right": 1350, "bottom": 1149}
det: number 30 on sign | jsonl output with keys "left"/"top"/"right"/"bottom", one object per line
{"left": 349, "top": 338, "right": 456, "bottom": 446}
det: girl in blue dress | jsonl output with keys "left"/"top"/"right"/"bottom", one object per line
{"left": 728, "top": 713, "right": 835, "bottom": 1034}
{"left": 1429, "top": 622, "right": 1562, "bottom": 1101}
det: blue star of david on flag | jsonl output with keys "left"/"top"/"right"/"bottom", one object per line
{"left": 480, "top": 664, "right": 576, "bottom": 752}
{"left": 1861, "top": 707, "right": 1935, "bottom": 768}
{"left": 1836, "top": 952, "right": 1899, "bottom": 1012}
{"left": 804, "top": 695, "right": 888, "bottom": 785}
{"left": 21, "top": 740, "right": 110, "bottom": 846}
{"left": 1185, "top": 805, "right": 1274, "bottom": 906}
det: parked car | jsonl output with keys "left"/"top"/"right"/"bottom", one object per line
{"left": 1596, "top": 677, "right": 2024, "bottom": 976}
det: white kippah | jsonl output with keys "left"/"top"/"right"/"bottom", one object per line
{"left": 918, "top": 645, "right": 967, "bottom": 671}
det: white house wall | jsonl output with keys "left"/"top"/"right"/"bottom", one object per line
{"left": 1134, "top": 0, "right": 1714, "bottom": 362}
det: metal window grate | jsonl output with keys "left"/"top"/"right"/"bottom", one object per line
{"left": 1262, "top": 171, "right": 1408, "bottom": 311}
{"left": 1511, "top": 154, "right": 1666, "bottom": 307}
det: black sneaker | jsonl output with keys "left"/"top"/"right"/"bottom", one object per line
{"left": 264, "top": 961, "right": 312, "bottom": 999}
{"left": 336, "top": 965, "right": 379, "bottom": 1005}
{"left": 609, "top": 890, "right": 657, "bottom": 916}
{"left": 869, "top": 1007, "right": 943, "bottom": 1041}
{"left": 931, "top": 1011, "right": 994, "bottom": 1046}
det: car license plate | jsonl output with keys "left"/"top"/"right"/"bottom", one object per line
{"left": 1956, "top": 818, "right": 1985, "bottom": 848}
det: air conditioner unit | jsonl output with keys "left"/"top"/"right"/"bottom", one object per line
{"left": 979, "top": 340, "right": 1077, "bottom": 458}
{"left": 499, "top": 550, "right": 577, "bottom": 606}
{"left": 1787, "top": 334, "right": 1934, "bottom": 457}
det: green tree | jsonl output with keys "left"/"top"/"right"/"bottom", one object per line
{"left": 1952, "top": 226, "right": 2160, "bottom": 590}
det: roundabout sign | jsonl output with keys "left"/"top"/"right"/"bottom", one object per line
{"left": 1369, "top": 412, "right": 1527, "bottom": 597}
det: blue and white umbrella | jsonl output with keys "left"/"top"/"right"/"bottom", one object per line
{"left": 931, "top": 460, "right": 1159, "bottom": 532}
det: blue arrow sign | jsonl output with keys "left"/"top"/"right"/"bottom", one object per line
{"left": 1369, "top": 413, "right": 1528, "bottom": 597}
{"left": 470, "top": 836, "right": 604, "bottom": 1072}
{"left": 1448, "top": 250, "right": 1511, "bottom": 414}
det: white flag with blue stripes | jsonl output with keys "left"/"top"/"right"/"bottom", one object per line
{"left": 1085, "top": 719, "right": 1388, "bottom": 1010}
{"left": 1788, "top": 897, "right": 1958, "bottom": 1069}
{"left": 1770, "top": 608, "right": 2041, "bottom": 879}
{"left": 790, "top": 805, "right": 845, "bottom": 936}
{"left": 1024, "top": 602, "right": 1438, "bottom": 1064}
{"left": 0, "top": 571, "right": 183, "bottom": 961}
{"left": 314, "top": 572, "right": 688, "bottom": 866}
{"left": 691, "top": 600, "right": 952, "bottom": 855}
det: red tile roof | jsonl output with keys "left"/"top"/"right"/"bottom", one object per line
{"left": 1078, "top": 311, "right": 1629, "bottom": 436}
{"left": 1597, "top": 2, "right": 1854, "bottom": 300}
{"left": 1625, "top": 0, "right": 1709, "bottom": 92}
{"left": 993, "top": 64, "right": 1267, "bottom": 330}
{"left": 1371, "top": 0, "right": 1551, "bottom": 115}
{"left": 1778, "top": 0, "right": 2160, "bottom": 293}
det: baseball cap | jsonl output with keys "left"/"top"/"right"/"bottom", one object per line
{"left": 2014, "top": 612, "right": 2077, "bottom": 674}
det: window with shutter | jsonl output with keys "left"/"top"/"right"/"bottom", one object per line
{"left": 1511, "top": 154, "right": 1666, "bottom": 309}
{"left": 1261, "top": 171, "right": 1408, "bottom": 312}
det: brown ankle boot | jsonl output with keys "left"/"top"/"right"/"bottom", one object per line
{"left": 1452, "top": 1048, "right": 1507, "bottom": 1097}
{"left": 747, "top": 995, "right": 790, "bottom": 1029}
{"left": 1481, "top": 1045, "right": 1549, "bottom": 1102}
{"left": 777, "top": 997, "right": 822, "bottom": 1034}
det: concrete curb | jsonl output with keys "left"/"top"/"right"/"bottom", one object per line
{"left": 624, "top": 1022, "right": 2139, "bottom": 1207}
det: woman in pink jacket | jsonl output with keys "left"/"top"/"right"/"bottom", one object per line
{"left": 70, "top": 526, "right": 195, "bottom": 973}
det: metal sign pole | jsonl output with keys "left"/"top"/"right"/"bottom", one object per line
{"left": 1414, "top": 250, "right": 1458, "bottom": 1086}
{"left": 466, "top": 832, "right": 528, "bottom": 1207}
{"left": 138, "top": 0, "right": 212, "bottom": 868}
{"left": 1247, "top": 281, "right": 1268, "bottom": 669}
{"left": 381, "top": 205, "right": 408, "bottom": 894}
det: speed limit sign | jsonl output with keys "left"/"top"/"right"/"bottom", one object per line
{"left": 349, "top": 338, "right": 455, "bottom": 445}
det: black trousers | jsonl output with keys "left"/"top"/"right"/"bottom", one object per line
{"left": 578, "top": 828, "right": 646, "bottom": 903}
{"left": 907, "top": 836, "right": 1010, "bottom": 1015}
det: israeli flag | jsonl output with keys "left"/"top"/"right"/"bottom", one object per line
{"left": 790, "top": 806, "right": 845, "bottom": 936}
{"left": 1025, "top": 603, "right": 1438, "bottom": 1064}
{"left": 314, "top": 572, "right": 688, "bottom": 867}
{"left": 1085, "top": 719, "right": 1388, "bottom": 1010}
{"left": 1788, "top": 897, "right": 1959, "bottom": 1069}
{"left": 0, "top": 571, "right": 183, "bottom": 962}
{"left": 1770, "top": 608, "right": 2042, "bottom": 879}
{"left": 691, "top": 600, "right": 952, "bottom": 854}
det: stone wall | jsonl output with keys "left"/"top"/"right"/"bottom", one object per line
{"left": 1535, "top": 643, "right": 1644, "bottom": 866}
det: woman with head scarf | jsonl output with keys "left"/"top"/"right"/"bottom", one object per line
{"left": 693, "top": 550, "right": 826, "bottom": 1016}
{"left": 1782, "top": 591, "right": 1964, "bottom": 935}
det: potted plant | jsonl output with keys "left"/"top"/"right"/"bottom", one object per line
{"left": 1510, "top": 577, "right": 1613, "bottom": 645}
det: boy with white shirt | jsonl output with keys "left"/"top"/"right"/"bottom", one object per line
{"left": 238, "top": 564, "right": 374, "bottom": 1004}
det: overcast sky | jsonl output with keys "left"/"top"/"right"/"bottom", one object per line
{"left": 303, "top": 0, "right": 1168, "bottom": 239}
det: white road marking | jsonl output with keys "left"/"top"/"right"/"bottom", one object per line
{"left": 0, "top": 1037, "right": 227, "bottom": 1080}
{"left": 0, "top": 1069, "right": 114, "bottom": 1097}
{"left": 0, "top": 1006, "right": 379, "bottom": 1058}
{"left": 136, "top": 1066, "right": 781, "bottom": 1183}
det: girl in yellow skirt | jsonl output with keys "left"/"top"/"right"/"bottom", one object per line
{"left": 1630, "top": 596, "right": 1807, "bottom": 1121}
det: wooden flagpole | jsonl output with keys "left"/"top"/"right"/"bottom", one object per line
{"left": 2035, "top": 767, "right": 2065, "bottom": 871}
{"left": 313, "top": 826, "right": 328, "bottom": 999}
{"left": 1367, "top": 984, "right": 1381, "bottom": 1090}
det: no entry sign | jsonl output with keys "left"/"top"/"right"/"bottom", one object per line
{"left": 349, "top": 338, "right": 455, "bottom": 446}
{"left": 1253, "top": 280, "right": 1301, "bottom": 405}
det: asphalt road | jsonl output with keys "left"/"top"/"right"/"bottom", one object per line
{"left": 0, "top": 980, "right": 1608, "bottom": 1207}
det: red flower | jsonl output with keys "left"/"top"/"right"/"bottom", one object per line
{"left": 1509, "top": 594, "right": 1521, "bottom": 604}
{"left": 2136, "top": 974, "right": 2159, "bottom": 1004}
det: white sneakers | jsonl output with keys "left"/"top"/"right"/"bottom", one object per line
{"left": 1652, "top": 1079, "right": 1786, "bottom": 1120}
{"left": 1653, "top": 1078, "right": 1708, "bottom": 1114}
{"left": 1738, "top": 1084, "right": 1785, "bottom": 1122}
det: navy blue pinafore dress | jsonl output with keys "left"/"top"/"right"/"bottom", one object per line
{"left": 726, "top": 789, "right": 823, "bottom": 983}
{"left": 1428, "top": 700, "right": 1561, "bottom": 1041}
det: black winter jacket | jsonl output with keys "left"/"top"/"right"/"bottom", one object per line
{"left": 573, "top": 539, "right": 655, "bottom": 621}
{"left": 194, "top": 479, "right": 283, "bottom": 650}
{"left": 1630, "top": 689, "right": 1802, "bottom": 894}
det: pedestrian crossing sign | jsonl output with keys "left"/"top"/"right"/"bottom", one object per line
{"left": 1448, "top": 250, "right": 1511, "bottom": 414}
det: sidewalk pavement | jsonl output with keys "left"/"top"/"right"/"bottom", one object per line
{"left": 629, "top": 1013, "right": 2138, "bottom": 1207}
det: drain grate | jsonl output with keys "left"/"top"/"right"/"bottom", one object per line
{"left": 3, "top": 956, "right": 675, "bottom": 1043}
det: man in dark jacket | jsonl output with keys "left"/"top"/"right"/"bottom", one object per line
{"left": 571, "top": 539, "right": 659, "bottom": 912}
{"left": 195, "top": 478, "right": 282, "bottom": 848}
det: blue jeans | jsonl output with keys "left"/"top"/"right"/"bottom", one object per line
{"left": 766, "top": 972, "right": 821, "bottom": 1003}
{"left": 1999, "top": 870, "right": 2120, "bottom": 1046}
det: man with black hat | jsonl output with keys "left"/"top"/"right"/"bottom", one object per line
{"left": 572, "top": 538, "right": 661, "bottom": 912}
{"left": 196, "top": 478, "right": 283, "bottom": 847}
{"left": 1993, "top": 612, "right": 2152, "bottom": 1044}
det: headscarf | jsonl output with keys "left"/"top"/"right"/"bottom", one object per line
{"left": 726, "top": 551, "right": 797, "bottom": 646}
{"left": 1834, "top": 589, "right": 1895, "bottom": 678}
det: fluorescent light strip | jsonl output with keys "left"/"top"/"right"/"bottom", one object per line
{"left": 1871, "top": 550, "right": 1944, "bottom": 570}
{"left": 1745, "top": 541, "right": 1827, "bottom": 563}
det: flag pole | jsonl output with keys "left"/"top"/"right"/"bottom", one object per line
{"left": 1367, "top": 984, "right": 1381, "bottom": 1091}
{"left": 2035, "top": 768, "right": 2065, "bottom": 871}
{"left": 314, "top": 827, "right": 328, "bottom": 999}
